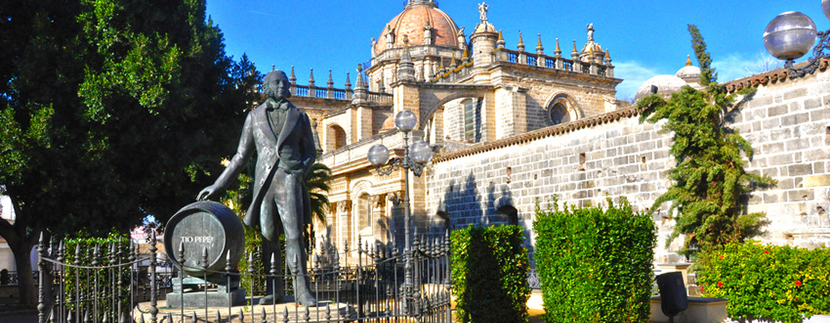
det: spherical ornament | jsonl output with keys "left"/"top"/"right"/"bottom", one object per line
{"left": 367, "top": 145, "right": 390, "bottom": 167}
{"left": 395, "top": 110, "right": 418, "bottom": 132}
{"left": 764, "top": 11, "right": 817, "bottom": 61}
{"left": 410, "top": 140, "right": 432, "bottom": 164}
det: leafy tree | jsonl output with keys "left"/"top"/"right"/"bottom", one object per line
{"left": 305, "top": 163, "right": 332, "bottom": 225}
{"left": 0, "top": 0, "right": 259, "bottom": 305}
{"left": 637, "top": 25, "right": 775, "bottom": 256}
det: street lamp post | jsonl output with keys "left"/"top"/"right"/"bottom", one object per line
{"left": 763, "top": 0, "right": 830, "bottom": 78}
{"left": 366, "top": 109, "right": 432, "bottom": 314}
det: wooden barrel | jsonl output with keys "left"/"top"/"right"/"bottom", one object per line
{"left": 163, "top": 201, "right": 245, "bottom": 276}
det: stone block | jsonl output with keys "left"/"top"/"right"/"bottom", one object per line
{"left": 768, "top": 104, "right": 788, "bottom": 117}
{"left": 804, "top": 98, "right": 823, "bottom": 110}
{"left": 762, "top": 117, "right": 780, "bottom": 129}
{"left": 748, "top": 94, "right": 773, "bottom": 109}
{"left": 785, "top": 139, "right": 809, "bottom": 151}
{"left": 763, "top": 142, "right": 785, "bottom": 154}
{"left": 788, "top": 189, "right": 814, "bottom": 201}
{"left": 769, "top": 154, "right": 793, "bottom": 166}
{"left": 778, "top": 178, "right": 795, "bottom": 190}
{"left": 781, "top": 113, "right": 810, "bottom": 126}
{"left": 804, "top": 174, "right": 830, "bottom": 187}
{"left": 810, "top": 108, "right": 830, "bottom": 121}
{"left": 784, "top": 87, "right": 809, "bottom": 101}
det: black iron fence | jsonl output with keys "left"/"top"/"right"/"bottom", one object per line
{"left": 36, "top": 231, "right": 453, "bottom": 323}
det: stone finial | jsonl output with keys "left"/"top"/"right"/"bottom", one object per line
{"left": 378, "top": 74, "right": 386, "bottom": 92}
{"left": 327, "top": 69, "right": 334, "bottom": 88}
{"left": 686, "top": 55, "right": 692, "bottom": 67}
{"left": 517, "top": 30, "right": 525, "bottom": 52}
{"left": 352, "top": 64, "right": 368, "bottom": 104}
{"left": 462, "top": 47, "right": 470, "bottom": 62}
{"left": 289, "top": 66, "right": 297, "bottom": 84}
{"left": 604, "top": 49, "right": 612, "bottom": 65}
{"left": 536, "top": 33, "right": 544, "bottom": 54}
{"left": 451, "top": 52, "right": 457, "bottom": 68}
{"left": 272, "top": 64, "right": 275, "bottom": 71}
{"left": 344, "top": 72, "right": 352, "bottom": 91}
{"left": 554, "top": 38, "right": 562, "bottom": 57}
{"left": 571, "top": 40, "right": 579, "bottom": 58}
{"left": 497, "top": 30, "right": 505, "bottom": 49}
{"left": 308, "top": 68, "right": 315, "bottom": 87}
{"left": 396, "top": 41, "right": 416, "bottom": 82}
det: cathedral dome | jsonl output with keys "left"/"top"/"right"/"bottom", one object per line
{"left": 634, "top": 75, "right": 688, "bottom": 102}
{"left": 374, "top": 0, "right": 461, "bottom": 56}
{"left": 675, "top": 55, "right": 701, "bottom": 84}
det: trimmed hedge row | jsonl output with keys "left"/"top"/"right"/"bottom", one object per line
{"left": 697, "top": 241, "right": 830, "bottom": 323}
{"left": 451, "top": 225, "right": 530, "bottom": 323}
{"left": 533, "top": 198, "right": 656, "bottom": 323}
{"left": 63, "top": 232, "right": 131, "bottom": 316}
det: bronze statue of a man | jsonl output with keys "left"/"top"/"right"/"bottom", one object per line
{"left": 198, "top": 70, "right": 318, "bottom": 307}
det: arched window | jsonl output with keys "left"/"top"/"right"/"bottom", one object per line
{"left": 326, "top": 124, "right": 347, "bottom": 152}
{"left": 547, "top": 95, "right": 578, "bottom": 126}
{"left": 549, "top": 102, "right": 570, "bottom": 125}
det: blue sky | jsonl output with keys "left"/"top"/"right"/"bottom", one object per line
{"left": 206, "top": 0, "right": 828, "bottom": 100}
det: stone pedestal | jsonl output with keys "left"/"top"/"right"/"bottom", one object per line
{"left": 166, "top": 275, "right": 245, "bottom": 308}
{"left": 649, "top": 296, "right": 727, "bottom": 323}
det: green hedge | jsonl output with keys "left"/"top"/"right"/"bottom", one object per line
{"left": 451, "top": 225, "right": 530, "bottom": 323}
{"left": 533, "top": 198, "right": 656, "bottom": 323}
{"left": 63, "top": 232, "right": 130, "bottom": 316}
{"left": 697, "top": 241, "right": 830, "bottom": 323}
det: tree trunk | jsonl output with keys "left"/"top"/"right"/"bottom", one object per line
{"left": 10, "top": 239, "right": 36, "bottom": 306}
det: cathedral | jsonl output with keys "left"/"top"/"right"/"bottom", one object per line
{"left": 286, "top": 0, "right": 622, "bottom": 254}
{"left": 285, "top": 0, "right": 830, "bottom": 273}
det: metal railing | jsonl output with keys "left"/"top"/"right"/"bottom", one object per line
{"left": 37, "top": 231, "right": 452, "bottom": 323}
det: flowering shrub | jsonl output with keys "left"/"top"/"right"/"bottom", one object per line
{"left": 533, "top": 197, "right": 656, "bottom": 323}
{"left": 697, "top": 241, "right": 830, "bottom": 323}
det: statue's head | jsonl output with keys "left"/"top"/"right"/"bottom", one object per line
{"left": 263, "top": 70, "right": 291, "bottom": 100}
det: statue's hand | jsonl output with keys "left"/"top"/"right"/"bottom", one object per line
{"left": 197, "top": 185, "right": 220, "bottom": 201}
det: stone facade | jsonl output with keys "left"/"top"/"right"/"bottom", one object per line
{"left": 428, "top": 67, "right": 830, "bottom": 263}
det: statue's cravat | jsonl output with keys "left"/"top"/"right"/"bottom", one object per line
{"left": 267, "top": 100, "right": 287, "bottom": 137}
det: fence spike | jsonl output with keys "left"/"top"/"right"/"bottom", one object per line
{"left": 192, "top": 312, "right": 197, "bottom": 323}
{"left": 67, "top": 310, "right": 74, "bottom": 323}
{"left": 282, "top": 306, "right": 289, "bottom": 323}
{"left": 303, "top": 305, "right": 310, "bottom": 322}
{"left": 119, "top": 310, "right": 128, "bottom": 323}
{"left": 260, "top": 307, "right": 267, "bottom": 323}
{"left": 216, "top": 310, "right": 221, "bottom": 323}
{"left": 238, "top": 309, "right": 244, "bottom": 323}
{"left": 102, "top": 311, "right": 109, "bottom": 323}
{"left": 167, "top": 313, "right": 172, "bottom": 323}
{"left": 325, "top": 304, "right": 331, "bottom": 321}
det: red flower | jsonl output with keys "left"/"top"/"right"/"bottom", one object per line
{"left": 764, "top": 250, "right": 770, "bottom": 254}
{"left": 717, "top": 281, "right": 723, "bottom": 288}
{"left": 701, "top": 286, "right": 705, "bottom": 292}
{"left": 795, "top": 281, "right": 802, "bottom": 287}
{"left": 719, "top": 254, "right": 724, "bottom": 260}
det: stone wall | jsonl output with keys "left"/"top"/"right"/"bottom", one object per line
{"left": 427, "top": 69, "right": 830, "bottom": 262}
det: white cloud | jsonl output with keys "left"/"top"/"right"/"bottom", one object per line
{"left": 712, "top": 51, "right": 781, "bottom": 83}
{"left": 613, "top": 61, "right": 660, "bottom": 101}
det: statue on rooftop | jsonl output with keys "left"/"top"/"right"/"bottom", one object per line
{"left": 587, "top": 23, "right": 595, "bottom": 42}
{"left": 478, "top": 3, "right": 489, "bottom": 25}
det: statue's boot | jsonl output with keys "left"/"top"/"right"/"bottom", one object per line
{"left": 258, "top": 278, "right": 285, "bottom": 305}
{"left": 293, "top": 275, "right": 318, "bottom": 307}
